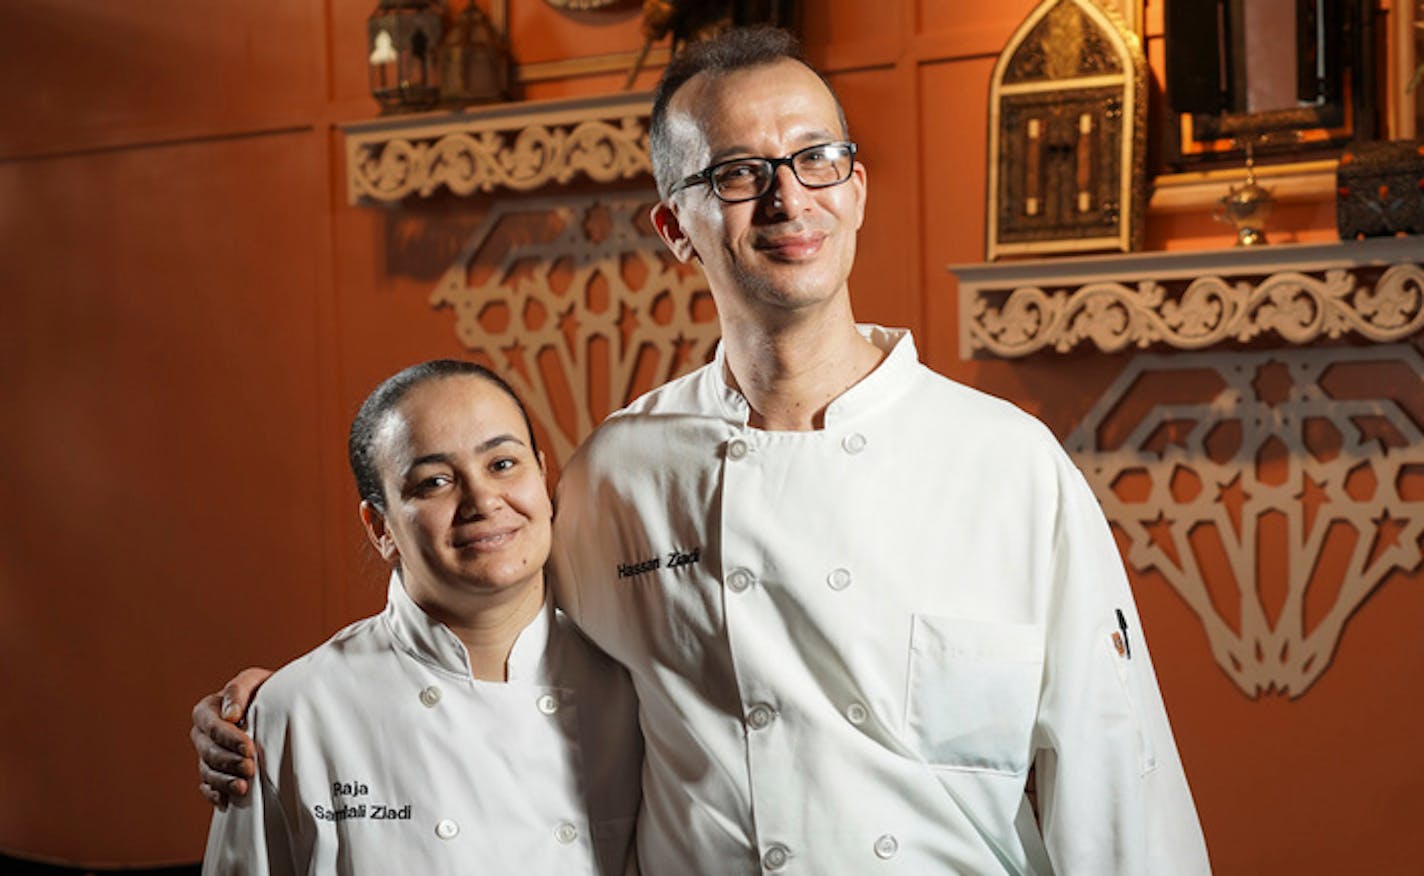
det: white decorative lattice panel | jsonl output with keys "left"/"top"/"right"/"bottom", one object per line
{"left": 432, "top": 192, "right": 719, "bottom": 464}
{"left": 1067, "top": 346, "right": 1424, "bottom": 697}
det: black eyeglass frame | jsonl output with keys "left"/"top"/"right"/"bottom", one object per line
{"left": 667, "top": 141, "right": 859, "bottom": 203}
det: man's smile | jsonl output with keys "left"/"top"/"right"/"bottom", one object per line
{"left": 753, "top": 229, "right": 827, "bottom": 260}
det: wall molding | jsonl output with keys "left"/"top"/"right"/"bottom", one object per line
{"left": 340, "top": 92, "right": 652, "bottom": 205}
{"left": 951, "top": 237, "right": 1424, "bottom": 358}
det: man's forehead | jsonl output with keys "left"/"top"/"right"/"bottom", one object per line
{"left": 670, "top": 58, "right": 830, "bottom": 113}
{"left": 665, "top": 59, "right": 840, "bottom": 155}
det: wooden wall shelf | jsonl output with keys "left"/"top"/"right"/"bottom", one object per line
{"left": 340, "top": 92, "right": 653, "bottom": 205}
{"left": 951, "top": 237, "right": 1424, "bottom": 358}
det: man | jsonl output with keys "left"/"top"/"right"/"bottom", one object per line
{"left": 195, "top": 26, "right": 1210, "bottom": 874}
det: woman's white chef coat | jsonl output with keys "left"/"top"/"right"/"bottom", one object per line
{"left": 552, "top": 326, "right": 1211, "bottom": 875}
{"left": 203, "top": 574, "right": 642, "bottom": 875}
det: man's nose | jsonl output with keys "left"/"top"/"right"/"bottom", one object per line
{"left": 763, "top": 163, "right": 810, "bottom": 215}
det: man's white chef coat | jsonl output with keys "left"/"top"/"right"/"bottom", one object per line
{"left": 551, "top": 326, "right": 1210, "bottom": 875}
{"left": 203, "top": 574, "right": 642, "bottom": 875}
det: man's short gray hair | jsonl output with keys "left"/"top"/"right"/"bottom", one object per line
{"left": 648, "top": 26, "right": 851, "bottom": 199}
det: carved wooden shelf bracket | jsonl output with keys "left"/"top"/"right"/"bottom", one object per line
{"left": 341, "top": 92, "right": 653, "bottom": 205}
{"left": 951, "top": 237, "right": 1424, "bottom": 358}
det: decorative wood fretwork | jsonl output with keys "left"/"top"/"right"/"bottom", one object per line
{"left": 341, "top": 92, "right": 653, "bottom": 205}
{"left": 431, "top": 192, "right": 719, "bottom": 465}
{"left": 951, "top": 238, "right": 1424, "bottom": 358}
{"left": 1067, "top": 346, "right": 1424, "bottom": 698}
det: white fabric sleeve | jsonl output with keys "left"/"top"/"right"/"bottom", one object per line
{"left": 200, "top": 705, "right": 298, "bottom": 876}
{"left": 1034, "top": 453, "right": 1212, "bottom": 875}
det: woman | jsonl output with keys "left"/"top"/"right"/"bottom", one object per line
{"left": 202, "top": 360, "right": 642, "bottom": 875}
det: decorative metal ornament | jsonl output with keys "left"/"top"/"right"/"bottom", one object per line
{"left": 986, "top": 0, "right": 1147, "bottom": 259}
{"left": 543, "top": 0, "right": 628, "bottom": 9}
{"left": 1214, "top": 142, "right": 1276, "bottom": 246}
{"left": 439, "top": 3, "right": 509, "bottom": 107}
{"left": 626, "top": 0, "right": 800, "bottom": 88}
{"left": 368, "top": 0, "right": 444, "bottom": 114}
{"left": 1336, "top": 139, "right": 1424, "bottom": 239}
{"left": 1213, "top": 177, "right": 1275, "bottom": 246}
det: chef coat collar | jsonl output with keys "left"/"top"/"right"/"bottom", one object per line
{"left": 382, "top": 572, "right": 553, "bottom": 683}
{"left": 709, "top": 324, "right": 917, "bottom": 426}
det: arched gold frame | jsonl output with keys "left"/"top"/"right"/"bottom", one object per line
{"left": 986, "top": 0, "right": 1148, "bottom": 259}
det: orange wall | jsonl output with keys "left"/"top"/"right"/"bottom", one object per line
{"left": 1, "top": 0, "right": 1419, "bottom": 871}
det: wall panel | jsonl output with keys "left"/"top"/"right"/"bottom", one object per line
{"left": 0, "top": 128, "right": 336, "bottom": 862}
{"left": 0, "top": 0, "right": 324, "bottom": 159}
{"left": 831, "top": 65, "right": 921, "bottom": 337}
{"left": 917, "top": 0, "right": 1033, "bottom": 47}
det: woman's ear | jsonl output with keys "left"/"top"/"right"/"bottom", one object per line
{"left": 359, "top": 500, "right": 399, "bottom": 564}
{"left": 651, "top": 200, "right": 699, "bottom": 263}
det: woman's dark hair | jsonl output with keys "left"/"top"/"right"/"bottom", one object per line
{"left": 348, "top": 360, "right": 538, "bottom": 512}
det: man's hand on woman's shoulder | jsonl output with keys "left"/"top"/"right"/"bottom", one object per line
{"left": 190, "top": 666, "right": 272, "bottom": 809}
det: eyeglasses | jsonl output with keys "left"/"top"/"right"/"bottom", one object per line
{"left": 668, "top": 141, "right": 858, "bottom": 203}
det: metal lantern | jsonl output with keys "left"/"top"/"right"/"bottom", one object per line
{"left": 439, "top": 2, "right": 509, "bottom": 107}
{"left": 368, "top": 0, "right": 444, "bottom": 114}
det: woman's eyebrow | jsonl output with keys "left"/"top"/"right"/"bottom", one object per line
{"left": 475, "top": 434, "right": 524, "bottom": 453}
{"left": 404, "top": 434, "right": 525, "bottom": 473}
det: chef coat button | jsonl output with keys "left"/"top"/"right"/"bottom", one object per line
{"left": 746, "top": 703, "right": 775, "bottom": 730}
{"left": 846, "top": 702, "right": 868, "bottom": 725}
{"left": 761, "top": 842, "right": 791, "bottom": 871}
{"left": 842, "top": 432, "right": 867, "bottom": 454}
{"left": 555, "top": 822, "right": 579, "bottom": 844}
{"left": 873, "top": 834, "right": 899, "bottom": 859}
{"left": 536, "top": 693, "right": 560, "bottom": 715}
{"left": 418, "top": 685, "right": 442, "bottom": 708}
{"left": 435, "top": 819, "right": 459, "bottom": 840}
{"left": 726, "top": 568, "right": 755, "bottom": 593}
{"left": 826, "top": 567, "right": 852, "bottom": 591}
{"left": 727, "top": 438, "right": 751, "bottom": 460}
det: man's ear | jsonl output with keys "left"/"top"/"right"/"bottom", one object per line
{"left": 359, "top": 500, "right": 399, "bottom": 564}
{"left": 850, "top": 160, "right": 868, "bottom": 231}
{"left": 651, "top": 201, "right": 699, "bottom": 263}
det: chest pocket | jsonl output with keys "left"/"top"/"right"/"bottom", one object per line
{"left": 905, "top": 614, "right": 1045, "bottom": 775}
